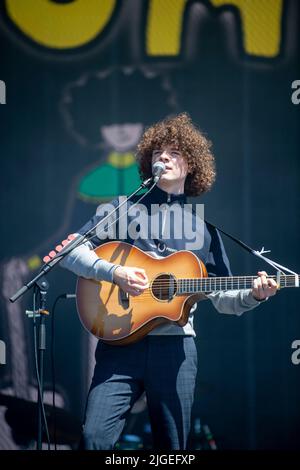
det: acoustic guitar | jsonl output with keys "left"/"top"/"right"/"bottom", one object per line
{"left": 75, "top": 241, "right": 298, "bottom": 345}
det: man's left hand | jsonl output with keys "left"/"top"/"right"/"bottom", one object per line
{"left": 252, "top": 271, "right": 278, "bottom": 301}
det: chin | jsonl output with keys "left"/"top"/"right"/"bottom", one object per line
{"left": 161, "top": 174, "right": 175, "bottom": 181}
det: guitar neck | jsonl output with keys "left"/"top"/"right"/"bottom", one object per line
{"left": 177, "top": 274, "right": 299, "bottom": 294}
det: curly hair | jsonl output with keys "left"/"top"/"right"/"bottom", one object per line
{"left": 136, "top": 113, "right": 216, "bottom": 196}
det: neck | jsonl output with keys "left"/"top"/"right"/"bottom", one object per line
{"left": 157, "top": 180, "right": 185, "bottom": 195}
{"left": 177, "top": 274, "right": 299, "bottom": 295}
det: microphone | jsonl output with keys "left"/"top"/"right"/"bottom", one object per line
{"left": 152, "top": 162, "right": 166, "bottom": 183}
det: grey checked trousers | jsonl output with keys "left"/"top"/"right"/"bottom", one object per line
{"left": 81, "top": 335, "right": 198, "bottom": 450}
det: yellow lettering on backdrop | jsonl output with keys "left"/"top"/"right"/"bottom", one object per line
{"left": 211, "top": 0, "right": 283, "bottom": 57}
{"left": 5, "top": 0, "right": 116, "bottom": 49}
{"left": 5, "top": 0, "right": 284, "bottom": 58}
{"left": 147, "top": 0, "right": 188, "bottom": 55}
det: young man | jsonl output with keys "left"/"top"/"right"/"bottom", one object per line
{"left": 59, "top": 113, "right": 277, "bottom": 450}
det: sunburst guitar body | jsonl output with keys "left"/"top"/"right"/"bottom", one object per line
{"left": 76, "top": 241, "right": 207, "bottom": 345}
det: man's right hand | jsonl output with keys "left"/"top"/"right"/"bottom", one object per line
{"left": 113, "top": 266, "right": 149, "bottom": 297}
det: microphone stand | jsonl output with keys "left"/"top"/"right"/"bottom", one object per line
{"left": 9, "top": 175, "right": 157, "bottom": 450}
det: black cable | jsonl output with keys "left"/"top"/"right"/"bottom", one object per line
{"left": 51, "top": 293, "right": 76, "bottom": 451}
{"left": 51, "top": 294, "right": 62, "bottom": 450}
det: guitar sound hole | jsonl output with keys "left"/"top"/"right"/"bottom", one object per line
{"left": 151, "top": 274, "right": 177, "bottom": 301}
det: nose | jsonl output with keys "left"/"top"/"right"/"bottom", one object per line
{"left": 159, "top": 150, "right": 171, "bottom": 162}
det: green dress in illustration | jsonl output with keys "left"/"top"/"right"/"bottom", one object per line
{"left": 78, "top": 151, "right": 141, "bottom": 201}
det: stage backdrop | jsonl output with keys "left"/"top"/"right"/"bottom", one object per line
{"left": 0, "top": 0, "right": 299, "bottom": 450}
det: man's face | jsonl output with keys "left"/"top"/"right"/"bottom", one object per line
{"left": 152, "top": 145, "right": 189, "bottom": 186}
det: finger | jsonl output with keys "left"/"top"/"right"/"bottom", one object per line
{"left": 252, "top": 279, "right": 263, "bottom": 300}
{"left": 123, "top": 287, "right": 137, "bottom": 296}
{"left": 43, "top": 255, "right": 51, "bottom": 263}
{"left": 127, "top": 277, "right": 144, "bottom": 288}
{"left": 254, "top": 277, "right": 262, "bottom": 289}
{"left": 55, "top": 244, "right": 63, "bottom": 252}
{"left": 266, "top": 279, "right": 278, "bottom": 295}
{"left": 130, "top": 273, "right": 149, "bottom": 286}
{"left": 258, "top": 271, "right": 268, "bottom": 277}
{"left": 134, "top": 268, "right": 146, "bottom": 274}
{"left": 133, "top": 279, "right": 149, "bottom": 288}
{"left": 260, "top": 276, "right": 268, "bottom": 289}
{"left": 257, "top": 273, "right": 267, "bottom": 286}
{"left": 130, "top": 282, "right": 148, "bottom": 291}
{"left": 49, "top": 250, "right": 56, "bottom": 259}
{"left": 134, "top": 268, "right": 148, "bottom": 279}
{"left": 128, "top": 288, "right": 142, "bottom": 297}
{"left": 135, "top": 290, "right": 144, "bottom": 296}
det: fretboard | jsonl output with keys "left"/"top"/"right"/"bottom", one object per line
{"left": 177, "top": 274, "right": 299, "bottom": 294}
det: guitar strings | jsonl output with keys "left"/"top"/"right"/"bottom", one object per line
{"left": 141, "top": 275, "right": 297, "bottom": 282}
{"left": 118, "top": 275, "right": 298, "bottom": 299}
{"left": 125, "top": 275, "right": 297, "bottom": 287}
{"left": 119, "top": 275, "right": 298, "bottom": 285}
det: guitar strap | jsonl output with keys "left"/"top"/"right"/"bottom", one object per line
{"left": 204, "top": 219, "right": 298, "bottom": 278}
{"left": 204, "top": 219, "right": 254, "bottom": 256}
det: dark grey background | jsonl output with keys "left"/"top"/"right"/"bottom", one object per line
{"left": 0, "top": 0, "right": 299, "bottom": 450}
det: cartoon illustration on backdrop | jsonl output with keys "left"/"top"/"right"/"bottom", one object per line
{"left": 60, "top": 68, "right": 177, "bottom": 206}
